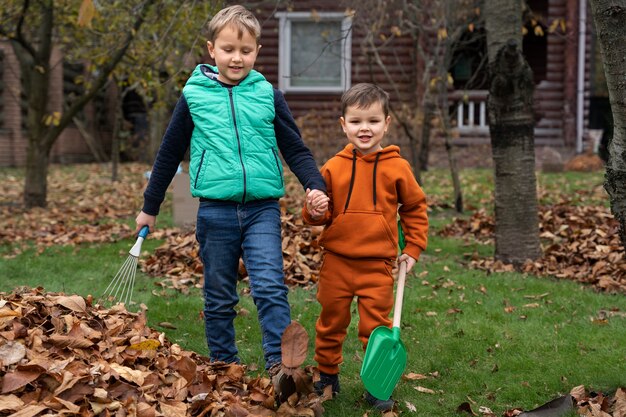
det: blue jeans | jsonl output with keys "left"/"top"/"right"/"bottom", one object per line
{"left": 196, "top": 199, "right": 290, "bottom": 369}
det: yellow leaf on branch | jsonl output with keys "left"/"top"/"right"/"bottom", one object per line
{"left": 77, "top": 0, "right": 95, "bottom": 28}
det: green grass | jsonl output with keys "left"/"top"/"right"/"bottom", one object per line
{"left": 1, "top": 167, "right": 624, "bottom": 416}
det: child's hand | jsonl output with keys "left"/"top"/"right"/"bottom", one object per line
{"left": 305, "top": 188, "right": 329, "bottom": 219}
{"left": 135, "top": 211, "right": 156, "bottom": 234}
{"left": 398, "top": 253, "right": 416, "bottom": 273}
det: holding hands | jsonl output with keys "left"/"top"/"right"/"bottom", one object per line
{"left": 305, "top": 188, "right": 329, "bottom": 219}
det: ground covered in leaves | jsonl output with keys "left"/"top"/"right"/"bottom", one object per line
{"left": 1, "top": 163, "right": 624, "bottom": 294}
{"left": 438, "top": 202, "right": 625, "bottom": 293}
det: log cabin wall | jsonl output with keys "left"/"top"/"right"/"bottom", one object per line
{"left": 534, "top": 0, "right": 564, "bottom": 146}
{"left": 528, "top": 0, "right": 591, "bottom": 148}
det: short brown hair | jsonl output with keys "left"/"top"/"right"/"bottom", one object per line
{"left": 207, "top": 5, "right": 261, "bottom": 43}
{"left": 341, "top": 83, "right": 390, "bottom": 117}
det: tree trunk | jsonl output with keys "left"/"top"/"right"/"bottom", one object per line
{"left": 436, "top": 61, "right": 463, "bottom": 213}
{"left": 589, "top": 0, "right": 626, "bottom": 250}
{"left": 111, "top": 90, "right": 124, "bottom": 182}
{"left": 147, "top": 103, "right": 168, "bottom": 165}
{"left": 418, "top": 96, "right": 435, "bottom": 173}
{"left": 24, "top": 139, "right": 51, "bottom": 208}
{"left": 439, "top": 103, "right": 464, "bottom": 213}
{"left": 12, "top": 1, "right": 53, "bottom": 208}
{"left": 485, "top": 0, "right": 541, "bottom": 265}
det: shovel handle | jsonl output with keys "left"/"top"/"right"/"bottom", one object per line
{"left": 392, "top": 261, "right": 407, "bottom": 329}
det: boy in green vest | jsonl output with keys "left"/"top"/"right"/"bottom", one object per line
{"left": 134, "top": 4, "right": 328, "bottom": 403}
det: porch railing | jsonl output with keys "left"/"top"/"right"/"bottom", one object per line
{"left": 449, "top": 90, "right": 489, "bottom": 134}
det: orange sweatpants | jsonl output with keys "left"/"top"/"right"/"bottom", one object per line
{"left": 314, "top": 251, "right": 395, "bottom": 375}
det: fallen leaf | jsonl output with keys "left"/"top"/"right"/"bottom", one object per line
{"left": 109, "top": 363, "right": 145, "bottom": 386}
{"left": 281, "top": 321, "right": 309, "bottom": 368}
{"left": 405, "top": 401, "right": 417, "bottom": 412}
{"left": 1, "top": 365, "right": 45, "bottom": 394}
{"left": 128, "top": 339, "right": 161, "bottom": 350}
{"left": 0, "top": 394, "right": 24, "bottom": 412}
{"left": 414, "top": 386, "right": 436, "bottom": 394}
{"left": 54, "top": 295, "right": 87, "bottom": 313}
{"left": 570, "top": 385, "right": 586, "bottom": 400}
{"left": 403, "top": 372, "right": 428, "bottom": 380}
{"left": 0, "top": 341, "right": 26, "bottom": 366}
{"left": 9, "top": 404, "right": 47, "bottom": 417}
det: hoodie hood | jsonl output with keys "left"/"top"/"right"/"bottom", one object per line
{"left": 337, "top": 143, "right": 403, "bottom": 214}
{"left": 336, "top": 143, "right": 401, "bottom": 161}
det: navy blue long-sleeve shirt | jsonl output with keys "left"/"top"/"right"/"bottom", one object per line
{"left": 142, "top": 89, "right": 326, "bottom": 215}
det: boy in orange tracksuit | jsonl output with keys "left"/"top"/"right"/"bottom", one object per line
{"left": 303, "top": 83, "right": 428, "bottom": 412}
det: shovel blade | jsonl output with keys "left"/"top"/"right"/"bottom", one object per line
{"left": 360, "top": 326, "right": 407, "bottom": 401}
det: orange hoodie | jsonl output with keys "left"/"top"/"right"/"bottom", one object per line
{"left": 303, "top": 144, "right": 428, "bottom": 260}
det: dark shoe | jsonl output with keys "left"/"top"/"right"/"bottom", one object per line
{"left": 314, "top": 371, "right": 340, "bottom": 396}
{"left": 269, "top": 363, "right": 296, "bottom": 405}
{"left": 364, "top": 391, "right": 395, "bottom": 412}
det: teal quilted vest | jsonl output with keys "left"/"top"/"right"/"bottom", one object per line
{"left": 183, "top": 64, "right": 284, "bottom": 202}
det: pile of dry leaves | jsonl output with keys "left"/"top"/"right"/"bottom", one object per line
{"left": 438, "top": 204, "right": 626, "bottom": 293}
{"left": 0, "top": 288, "right": 325, "bottom": 417}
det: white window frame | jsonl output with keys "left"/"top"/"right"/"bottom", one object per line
{"left": 275, "top": 11, "right": 352, "bottom": 93}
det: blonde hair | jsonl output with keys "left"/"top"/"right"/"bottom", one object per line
{"left": 341, "top": 83, "right": 390, "bottom": 117}
{"left": 207, "top": 5, "right": 261, "bottom": 43}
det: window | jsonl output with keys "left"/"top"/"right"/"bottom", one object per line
{"left": 275, "top": 11, "right": 352, "bottom": 93}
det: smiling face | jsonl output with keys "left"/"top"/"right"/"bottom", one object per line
{"left": 207, "top": 24, "right": 260, "bottom": 85}
{"left": 340, "top": 101, "right": 391, "bottom": 156}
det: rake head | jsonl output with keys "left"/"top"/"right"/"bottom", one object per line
{"left": 99, "top": 226, "right": 149, "bottom": 307}
{"left": 99, "top": 254, "right": 139, "bottom": 306}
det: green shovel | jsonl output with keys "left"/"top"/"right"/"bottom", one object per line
{"left": 360, "top": 260, "right": 408, "bottom": 401}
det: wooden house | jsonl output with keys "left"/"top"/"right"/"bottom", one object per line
{"left": 244, "top": 0, "right": 600, "bottom": 163}
{"left": 0, "top": 0, "right": 607, "bottom": 167}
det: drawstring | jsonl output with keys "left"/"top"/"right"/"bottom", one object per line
{"left": 372, "top": 152, "right": 381, "bottom": 209}
{"left": 343, "top": 149, "right": 357, "bottom": 213}
{"left": 344, "top": 149, "right": 382, "bottom": 213}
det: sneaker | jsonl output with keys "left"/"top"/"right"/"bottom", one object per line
{"left": 268, "top": 363, "right": 296, "bottom": 405}
{"left": 364, "top": 391, "right": 395, "bottom": 412}
{"left": 314, "top": 371, "right": 340, "bottom": 396}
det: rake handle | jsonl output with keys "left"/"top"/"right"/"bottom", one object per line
{"left": 138, "top": 225, "right": 150, "bottom": 238}
{"left": 392, "top": 261, "right": 407, "bottom": 329}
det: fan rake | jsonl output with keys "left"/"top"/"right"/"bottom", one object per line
{"left": 100, "top": 226, "right": 150, "bottom": 307}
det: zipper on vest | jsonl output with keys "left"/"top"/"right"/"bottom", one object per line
{"left": 271, "top": 148, "right": 284, "bottom": 187}
{"left": 228, "top": 88, "right": 247, "bottom": 203}
{"left": 194, "top": 150, "right": 206, "bottom": 189}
